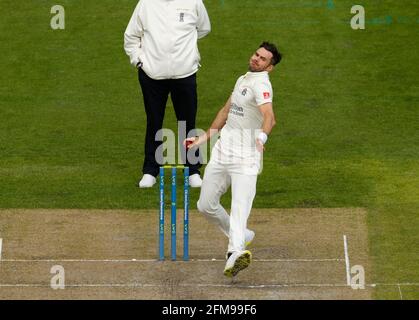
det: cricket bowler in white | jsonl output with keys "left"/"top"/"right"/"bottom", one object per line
{"left": 185, "top": 42, "right": 282, "bottom": 277}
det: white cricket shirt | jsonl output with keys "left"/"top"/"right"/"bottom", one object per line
{"left": 212, "top": 71, "right": 273, "bottom": 171}
{"left": 124, "top": 0, "right": 211, "bottom": 80}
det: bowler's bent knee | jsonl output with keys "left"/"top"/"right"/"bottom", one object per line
{"left": 197, "top": 200, "right": 218, "bottom": 218}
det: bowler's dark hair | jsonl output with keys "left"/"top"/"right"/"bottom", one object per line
{"left": 259, "top": 42, "right": 282, "bottom": 66}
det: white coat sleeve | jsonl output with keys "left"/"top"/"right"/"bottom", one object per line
{"left": 124, "top": 1, "right": 144, "bottom": 67}
{"left": 196, "top": 0, "right": 211, "bottom": 39}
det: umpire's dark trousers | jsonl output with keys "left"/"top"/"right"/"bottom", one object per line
{"left": 138, "top": 68, "right": 202, "bottom": 177}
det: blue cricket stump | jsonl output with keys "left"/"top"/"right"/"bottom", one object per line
{"left": 171, "top": 167, "right": 177, "bottom": 260}
{"left": 158, "top": 165, "right": 190, "bottom": 261}
{"left": 183, "top": 167, "right": 189, "bottom": 261}
{"left": 159, "top": 167, "right": 165, "bottom": 261}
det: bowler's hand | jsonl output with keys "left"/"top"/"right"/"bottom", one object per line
{"left": 183, "top": 136, "right": 204, "bottom": 149}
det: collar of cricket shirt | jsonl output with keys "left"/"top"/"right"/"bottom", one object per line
{"left": 245, "top": 71, "right": 269, "bottom": 78}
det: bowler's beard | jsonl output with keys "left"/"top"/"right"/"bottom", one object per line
{"left": 248, "top": 64, "right": 259, "bottom": 72}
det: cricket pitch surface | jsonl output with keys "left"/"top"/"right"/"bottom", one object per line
{"left": 0, "top": 208, "right": 373, "bottom": 299}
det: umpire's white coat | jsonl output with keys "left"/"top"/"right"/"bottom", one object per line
{"left": 124, "top": 0, "right": 211, "bottom": 80}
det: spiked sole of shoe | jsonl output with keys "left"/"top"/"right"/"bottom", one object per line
{"left": 223, "top": 251, "right": 252, "bottom": 278}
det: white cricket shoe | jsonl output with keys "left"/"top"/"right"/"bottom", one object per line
{"left": 138, "top": 174, "right": 156, "bottom": 188}
{"left": 223, "top": 250, "right": 252, "bottom": 278}
{"left": 189, "top": 174, "right": 202, "bottom": 188}
{"left": 245, "top": 229, "right": 255, "bottom": 248}
{"left": 225, "top": 229, "right": 255, "bottom": 260}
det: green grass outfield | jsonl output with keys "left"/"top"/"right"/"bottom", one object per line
{"left": 0, "top": 0, "right": 418, "bottom": 299}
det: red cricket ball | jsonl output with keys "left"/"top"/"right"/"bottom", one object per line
{"left": 186, "top": 140, "right": 194, "bottom": 148}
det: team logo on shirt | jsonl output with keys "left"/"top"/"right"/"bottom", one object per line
{"left": 179, "top": 13, "right": 185, "bottom": 22}
{"left": 229, "top": 103, "right": 244, "bottom": 117}
{"left": 263, "top": 92, "right": 270, "bottom": 99}
{"left": 241, "top": 88, "right": 247, "bottom": 96}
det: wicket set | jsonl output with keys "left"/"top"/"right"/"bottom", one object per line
{"left": 159, "top": 165, "right": 189, "bottom": 261}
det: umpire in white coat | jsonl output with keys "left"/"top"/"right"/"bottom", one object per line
{"left": 124, "top": 0, "right": 211, "bottom": 188}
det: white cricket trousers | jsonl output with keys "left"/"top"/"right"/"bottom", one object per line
{"left": 197, "top": 160, "right": 257, "bottom": 253}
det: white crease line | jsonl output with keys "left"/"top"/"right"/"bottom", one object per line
{"left": 374, "top": 283, "right": 419, "bottom": 286}
{"left": 343, "top": 235, "right": 351, "bottom": 286}
{"left": 0, "top": 258, "right": 344, "bottom": 263}
{"left": 0, "top": 283, "right": 417, "bottom": 289}
{"left": 246, "top": 258, "right": 344, "bottom": 262}
{"left": 1, "top": 259, "right": 156, "bottom": 263}
{"left": 0, "top": 283, "right": 352, "bottom": 289}
{"left": 0, "top": 238, "right": 2, "bottom": 261}
{"left": 398, "top": 284, "right": 403, "bottom": 300}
